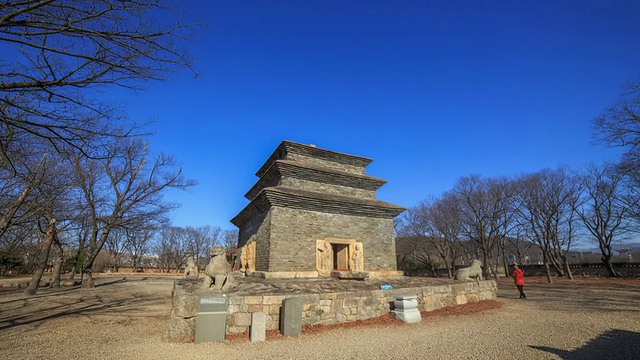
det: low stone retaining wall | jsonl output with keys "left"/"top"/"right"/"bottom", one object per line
{"left": 163, "top": 279, "right": 497, "bottom": 342}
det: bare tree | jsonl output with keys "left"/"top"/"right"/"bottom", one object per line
{"left": 24, "top": 216, "right": 56, "bottom": 295}
{"left": 575, "top": 163, "right": 631, "bottom": 277}
{"left": 0, "top": 222, "right": 46, "bottom": 275}
{"left": 0, "top": 0, "right": 196, "bottom": 159}
{"left": 185, "top": 226, "right": 221, "bottom": 268}
{"left": 223, "top": 229, "right": 239, "bottom": 250}
{"left": 49, "top": 239, "right": 63, "bottom": 288}
{"left": 21, "top": 151, "right": 73, "bottom": 294}
{"left": 593, "top": 79, "right": 640, "bottom": 229}
{"left": 65, "top": 215, "right": 91, "bottom": 281}
{"left": 154, "top": 225, "right": 189, "bottom": 273}
{"left": 125, "top": 228, "right": 154, "bottom": 271}
{"left": 0, "top": 132, "right": 49, "bottom": 238}
{"left": 396, "top": 201, "right": 439, "bottom": 276}
{"left": 454, "top": 175, "right": 514, "bottom": 280}
{"left": 398, "top": 194, "right": 464, "bottom": 278}
{"left": 396, "top": 236, "right": 440, "bottom": 277}
{"left": 506, "top": 225, "right": 534, "bottom": 265}
{"left": 514, "top": 168, "right": 580, "bottom": 283}
{"left": 593, "top": 80, "right": 640, "bottom": 165}
{"left": 104, "top": 228, "right": 128, "bottom": 271}
{"left": 71, "top": 138, "right": 194, "bottom": 287}
{"left": 222, "top": 229, "right": 239, "bottom": 267}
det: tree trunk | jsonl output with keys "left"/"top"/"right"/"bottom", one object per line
{"left": 549, "top": 252, "right": 566, "bottom": 277}
{"left": 543, "top": 260, "right": 554, "bottom": 284}
{"left": 50, "top": 240, "right": 63, "bottom": 288}
{"left": 68, "top": 238, "right": 86, "bottom": 281}
{"left": 69, "top": 267, "right": 77, "bottom": 281}
{"left": 602, "top": 256, "right": 619, "bottom": 277}
{"left": 439, "top": 254, "right": 452, "bottom": 279}
{"left": 24, "top": 219, "right": 56, "bottom": 295}
{"left": 428, "top": 263, "right": 438, "bottom": 278}
{"left": 482, "top": 250, "right": 492, "bottom": 279}
{"left": 81, "top": 251, "right": 99, "bottom": 288}
{"left": 502, "top": 252, "right": 510, "bottom": 278}
{"left": 563, "top": 257, "right": 573, "bottom": 280}
{"left": 82, "top": 269, "right": 95, "bottom": 288}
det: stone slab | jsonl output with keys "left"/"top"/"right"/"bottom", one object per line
{"left": 250, "top": 312, "right": 267, "bottom": 342}
{"left": 330, "top": 271, "right": 369, "bottom": 280}
{"left": 280, "top": 298, "right": 302, "bottom": 336}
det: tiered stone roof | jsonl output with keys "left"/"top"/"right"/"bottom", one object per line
{"left": 231, "top": 140, "right": 405, "bottom": 227}
{"left": 245, "top": 160, "right": 387, "bottom": 200}
{"left": 255, "top": 140, "right": 372, "bottom": 177}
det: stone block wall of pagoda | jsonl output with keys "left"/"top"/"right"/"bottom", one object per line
{"left": 231, "top": 140, "right": 405, "bottom": 279}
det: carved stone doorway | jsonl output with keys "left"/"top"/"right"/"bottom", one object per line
{"left": 332, "top": 243, "right": 349, "bottom": 271}
{"left": 317, "top": 238, "right": 365, "bottom": 276}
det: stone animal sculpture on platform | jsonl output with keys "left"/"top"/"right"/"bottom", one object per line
{"left": 202, "top": 246, "right": 233, "bottom": 290}
{"left": 454, "top": 260, "right": 483, "bottom": 281}
{"left": 183, "top": 257, "right": 199, "bottom": 279}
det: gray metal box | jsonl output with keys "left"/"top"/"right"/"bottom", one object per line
{"left": 195, "top": 294, "right": 228, "bottom": 343}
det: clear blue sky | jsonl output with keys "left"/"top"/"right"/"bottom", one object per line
{"left": 119, "top": 1, "right": 640, "bottom": 229}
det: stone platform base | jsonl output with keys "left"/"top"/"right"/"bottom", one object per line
{"left": 250, "top": 271, "right": 319, "bottom": 279}
{"left": 247, "top": 270, "right": 404, "bottom": 280}
{"left": 163, "top": 276, "right": 498, "bottom": 343}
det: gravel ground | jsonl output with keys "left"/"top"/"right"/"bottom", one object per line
{"left": 1, "top": 276, "right": 639, "bottom": 360}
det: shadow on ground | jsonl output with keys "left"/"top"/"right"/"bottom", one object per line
{"left": 497, "top": 278, "right": 640, "bottom": 314}
{"left": 530, "top": 329, "right": 640, "bottom": 359}
{"left": 0, "top": 277, "right": 171, "bottom": 332}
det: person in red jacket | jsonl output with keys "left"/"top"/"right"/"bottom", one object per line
{"left": 513, "top": 264, "right": 527, "bottom": 299}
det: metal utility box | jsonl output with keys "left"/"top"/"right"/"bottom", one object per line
{"left": 195, "top": 294, "right": 228, "bottom": 343}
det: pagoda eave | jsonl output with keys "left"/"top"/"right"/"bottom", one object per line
{"left": 255, "top": 140, "right": 373, "bottom": 178}
{"left": 232, "top": 186, "right": 405, "bottom": 227}
{"left": 245, "top": 160, "right": 387, "bottom": 200}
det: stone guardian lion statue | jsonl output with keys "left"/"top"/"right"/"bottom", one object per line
{"left": 202, "top": 246, "right": 233, "bottom": 290}
{"left": 454, "top": 259, "right": 483, "bottom": 281}
{"left": 183, "top": 257, "right": 199, "bottom": 279}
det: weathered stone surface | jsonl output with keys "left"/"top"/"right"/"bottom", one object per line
{"left": 331, "top": 271, "right": 369, "bottom": 280}
{"left": 250, "top": 312, "right": 267, "bottom": 342}
{"left": 280, "top": 298, "right": 303, "bottom": 336}
{"left": 172, "top": 293, "right": 199, "bottom": 318}
{"left": 227, "top": 294, "right": 244, "bottom": 303}
{"left": 467, "top": 294, "right": 479, "bottom": 303}
{"left": 243, "top": 295, "right": 263, "bottom": 304}
{"left": 454, "top": 260, "right": 483, "bottom": 281}
{"left": 173, "top": 278, "right": 202, "bottom": 295}
{"left": 183, "top": 257, "right": 199, "bottom": 279}
{"left": 202, "top": 246, "right": 233, "bottom": 290}
{"left": 234, "top": 313, "right": 252, "bottom": 327}
{"left": 456, "top": 294, "right": 469, "bottom": 305}
{"left": 162, "top": 317, "right": 195, "bottom": 343}
{"left": 263, "top": 295, "right": 286, "bottom": 305}
{"left": 227, "top": 326, "right": 246, "bottom": 334}
{"left": 170, "top": 279, "right": 201, "bottom": 318}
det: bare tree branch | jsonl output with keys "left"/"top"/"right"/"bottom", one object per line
{"left": 1, "top": 0, "right": 197, "bottom": 158}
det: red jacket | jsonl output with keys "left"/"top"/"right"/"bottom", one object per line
{"left": 513, "top": 268, "right": 525, "bottom": 285}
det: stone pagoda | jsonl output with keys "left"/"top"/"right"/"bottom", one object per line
{"left": 231, "top": 140, "right": 405, "bottom": 279}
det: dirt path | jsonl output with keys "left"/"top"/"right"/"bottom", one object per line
{"left": 0, "top": 276, "right": 638, "bottom": 359}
